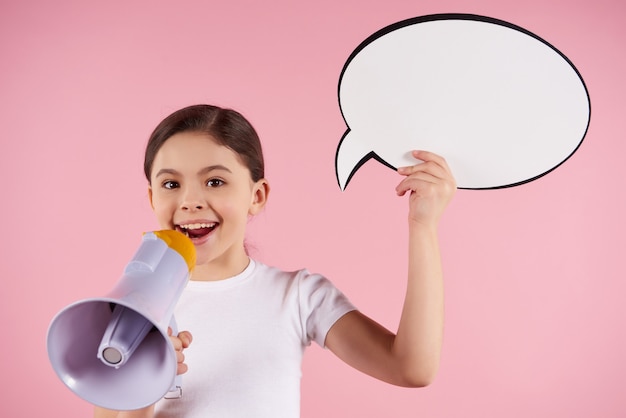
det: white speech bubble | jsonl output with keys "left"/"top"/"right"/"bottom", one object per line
{"left": 336, "top": 14, "right": 590, "bottom": 190}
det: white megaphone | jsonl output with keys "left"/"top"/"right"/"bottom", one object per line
{"left": 46, "top": 230, "right": 196, "bottom": 411}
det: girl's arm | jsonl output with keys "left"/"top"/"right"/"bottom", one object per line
{"left": 325, "top": 150, "right": 456, "bottom": 387}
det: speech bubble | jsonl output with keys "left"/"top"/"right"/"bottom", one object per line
{"left": 336, "top": 14, "right": 590, "bottom": 190}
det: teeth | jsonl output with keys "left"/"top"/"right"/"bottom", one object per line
{"left": 179, "top": 223, "right": 216, "bottom": 230}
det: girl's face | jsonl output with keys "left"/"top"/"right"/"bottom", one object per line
{"left": 148, "top": 131, "right": 268, "bottom": 277}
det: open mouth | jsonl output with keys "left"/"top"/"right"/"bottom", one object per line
{"left": 176, "top": 222, "right": 218, "bottom": 240}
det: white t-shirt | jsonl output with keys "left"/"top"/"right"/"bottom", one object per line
{"left": 154, "top": 259, "right": 356, "bottom": 418}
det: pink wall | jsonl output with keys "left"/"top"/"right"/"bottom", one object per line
{"left": 1, "top": 0, "right": 624, "bottom": 416}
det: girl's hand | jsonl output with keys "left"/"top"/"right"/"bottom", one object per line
{"left": 396, "top": 150, "right": 456, "bottom": 227}
{"left": 93, "top": 330, "right": 191, "bottom": 418}
{"left": 168, "top": 328, "right": 193, "bottom": 375}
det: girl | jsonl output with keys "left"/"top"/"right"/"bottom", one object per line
{"left": 95, "top": 104, "right": 456, "bottom": 418}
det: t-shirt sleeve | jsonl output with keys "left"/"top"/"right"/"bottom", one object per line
{"left": 297, "top": 270, "right": 357, "bottom": 348}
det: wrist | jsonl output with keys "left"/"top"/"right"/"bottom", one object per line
{"left": 408, "top": 218, "right": 439, "bottom": 234}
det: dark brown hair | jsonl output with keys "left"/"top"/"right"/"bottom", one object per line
{"left": 144, "top": 104, "right": 265, "bottom": 183}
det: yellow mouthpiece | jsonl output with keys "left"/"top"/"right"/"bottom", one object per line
{"left": 151, "top": 229, "right": 196, "bottom": 272}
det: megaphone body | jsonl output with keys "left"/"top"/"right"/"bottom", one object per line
{"left": 47, "top": 230, "right": 196, "bottom": 411}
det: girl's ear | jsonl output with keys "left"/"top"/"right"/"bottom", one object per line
{"left": 249, "top": 179, "right": 270, "bottom": 216}
{"left": 148, "top": 186, "right": 154, "bottom": 210}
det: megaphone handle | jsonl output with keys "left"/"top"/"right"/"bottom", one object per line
{"left": 164, "top": 316, "right": 183, "bottom": 399}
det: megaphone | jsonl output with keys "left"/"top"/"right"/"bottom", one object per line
{"left": 46, "top": 230, "right": 196, "bottom": 411}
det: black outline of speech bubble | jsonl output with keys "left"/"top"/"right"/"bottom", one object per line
{"left": 336, "top": 13, "right": 591, "bottom": 190}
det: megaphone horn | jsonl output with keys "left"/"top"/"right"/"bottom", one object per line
{"left": 46, "top": 230, "right": 196, "bottom": 411}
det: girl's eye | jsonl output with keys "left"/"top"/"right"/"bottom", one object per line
{"left": 207, "top": 178, "right": 225, "bottom": 188}
{"left": 162, "top": 180, "right": 179, "bottom": 189}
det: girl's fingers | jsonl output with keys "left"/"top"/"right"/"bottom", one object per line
{"left": 398, "top": 150, "right": 451, "bottom": 170}
{"left": 398, "top": 153, "right": 450, "bottom": 179}
{"left": 412, "top": 150, "right": 449, "bottom": 167}
{"left": 168, "top": 330, "right": 193, "bottom": 375}
{"left": 177, "top": 331, "right": 193, "bottom": 348}
{"left": 397, "top": 151, "right": 454, "bottom": 190}
{"left": 395, "top": 171, "right": 440, "bottom": 196}
{"left": 169, "top": 330, "right": 193, "bottom": 351}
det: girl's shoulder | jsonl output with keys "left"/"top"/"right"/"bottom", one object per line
{"left": 252, "top": 259, "right": 320, "bottom": 283}
{"left": 251, "top": 259, "right": 345, "bottom": 297}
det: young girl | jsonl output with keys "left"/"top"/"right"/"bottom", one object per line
{"left": 95, "top": 104, "right": 456, "bottom": 418}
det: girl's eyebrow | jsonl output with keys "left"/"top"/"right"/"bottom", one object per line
{"left": 154, "top": 165, "right": 232, "bottom": 178}
{"left": 154, "top": 168, "right": 179, "bottom": 178}
{"left": 199, "top": 165, "right": 232, "bottom": 175}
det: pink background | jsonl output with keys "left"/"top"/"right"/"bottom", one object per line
{"left": 1, "top": 0, "right": 625, "bottom": 417}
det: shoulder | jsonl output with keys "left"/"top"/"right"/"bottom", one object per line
{"left": 251, "top": 259, "right": 315, "bottom": 282}
{"left": 252, "top": 260, "right": 337, "bottom": 289}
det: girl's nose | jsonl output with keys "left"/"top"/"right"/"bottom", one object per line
{"left": 181, "top": 202, "right": 204, "bottom": 211}
{"left": 180, "top": 187, "right": 206, "bottom": 211}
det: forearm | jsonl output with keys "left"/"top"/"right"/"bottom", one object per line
{"left": 94, "top": 405, "right": 154, "bottom": 418}
{"left": 392, "top": 221, "right": 444, "bottom": 386}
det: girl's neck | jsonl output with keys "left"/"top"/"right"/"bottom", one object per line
{"left": 190, "top": 253, "right": 251, "bottom": 282}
